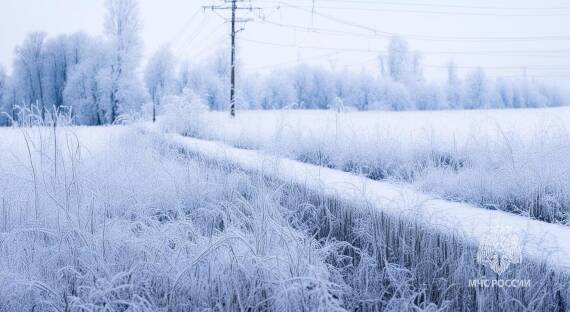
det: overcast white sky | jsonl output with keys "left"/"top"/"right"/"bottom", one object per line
{"left": 1, "top": 0, "right": 569, "bottom": 87}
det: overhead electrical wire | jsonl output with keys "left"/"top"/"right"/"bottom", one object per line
{"left": 253, "top": 0, "right": 570, "bottom": 11}
{"left": 252, "top": 1, "right": 570, "bottom": 16}
{"left": 241, "top": 37, "right": 570, "bottom": 73}
{"left": 266, "top": 5, "right": 570, "bottom": 17}
{"left": 244, "top": 51, "right": 343, "bottom": 70}
{"left": 187, "top": 23, "right": 229, "bottom": 59}
{"left": 242, "top": 36, "right": 570, "bottom": 57}
{"left": 168, "top": 0, "right": 570, "bottom": 79}
{"left": 251, "top": 18, "right": 570, "bottom": 57}
{"left": 167, "top": 7, "right": 205, "bottom": 45}
{"left": 173, "top": 12, "right": 212, "bottom": 56}
{"left": 276, "top": 1, "right": 570, "bottom": 42}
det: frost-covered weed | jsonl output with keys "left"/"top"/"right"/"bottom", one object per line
{"left": 0, "top": 125, "right": 345, "bottom": 311}
{"left": 275, "top": 183, "right": 570, "bottom": 311}
{"left": 192, "top": 109, "right": 570, "bottom": 224}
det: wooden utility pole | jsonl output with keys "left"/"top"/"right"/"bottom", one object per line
{"left": 204, "top": 1, "right": 260, "bottom": 117}
{"left": 230, "top": 0, "right": 237, "bottom": 117}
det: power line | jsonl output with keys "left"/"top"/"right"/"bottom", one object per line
{"left": 181, "top": 16, "right": 218, "bottom": 49}
{"left": 242, "top": 36, "right": 382, "bottom": 51}
{"left": 167, "top": 7, "right": 204, "bottom": 45}
{"left": 253, "top": 17, "right": 383, "bottom": 39}
{"left": 206, "top": 0, "right": 263, "bottom": 117}
{"left": 251, "top": 18, "right": 570, "bottom": 57}
{"left": 264, "top": 4, "right": 570, "bottom": 16}
{"left": 425, "top": 64, "right": 570, "bottom": 71}
{"left": 188, "top": 24, "right": 228, "bottom": 59}
{"left": 173, "top": 11, "right": 214, "bottom": 56}
{"left": 244, "top": 51, "right": 341, "bottom": 70}
{"left": 254, "top": 8, "right": 570, "bottom": 45}
{"left": 277, "top": 1, "right": 570, "bottom": 42}
{"left": 254, "top": 0, "right": 570, "bottom": 11}
{"left": 240, "top": 37, "right": 570, "bottom": 74}
{"left": 170, "top": 1, "right": 570, "bottom": 82}
{"left": 242, "top": 36, "right": 570, "bottom": 57}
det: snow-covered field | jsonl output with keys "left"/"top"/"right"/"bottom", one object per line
{"left": 191, "top": 107, "right": 570, "bottom": 224}
{"left": 3, "top": 0, "right": 570, "bottom": 310}
{"left": 1, "top": 122, "right": 569, "bottom": 311}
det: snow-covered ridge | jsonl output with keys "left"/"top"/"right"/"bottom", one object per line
{"left": 162, "top": 132, "right": 570, "bottom": 272}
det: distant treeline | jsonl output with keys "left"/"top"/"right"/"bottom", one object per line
{"left": 0, "top": 0, "right": 144, "bottom": 126}
{"left": 183, "top": 37, "right": 565, "bottom": 112}
{"left": 0, "top": 1, "right": 565, "bottom": 126}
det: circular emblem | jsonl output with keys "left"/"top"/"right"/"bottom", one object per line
{"left": 476, "top": 226, "right": 522, "bottom": 275}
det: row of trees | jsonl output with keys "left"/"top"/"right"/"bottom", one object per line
{"left": 0, "top": 4, "right": 566, "bottom": 126}
{"left": 0, "top": 0, "right": 144, "bottom": 126}
{"left": 143, "top": 37, "right": 565, "bottom": 115}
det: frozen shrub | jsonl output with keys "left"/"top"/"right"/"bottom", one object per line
{"left": 160, "top": 87, "right": 207, "bottom": 136}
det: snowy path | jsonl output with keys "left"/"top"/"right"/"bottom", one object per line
{"left": 161, "top": 132, "right": 570, "bottom": 272}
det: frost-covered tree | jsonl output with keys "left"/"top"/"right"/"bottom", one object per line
{"left": 464, "top": 67, "right": 488, "bottom": 109}
{"left": 519, "top": 79, "right": 548, "bottom": 108}
{"left": 290, "top": 65, "right": 313, "bottom": 109}
{"left": 43, "top": 35, "right": 71, "bottom": 110}
{"left": 145, "top": 45, "right": 176, "bottom": 122}
{"left": 258, "top": 70, "right": 296, "bottom": 109}
{"left": 385, "top": 36, "right": 422, "bottom": 83}
{"left": 176, "top": 61, "right": 191, "bottom": 94}
{"left": 410, "top": 51, "right": 424, "bottom": 82}
{"left": 13, "top": 32, "right": 47, "bottom": 118}
{"left": 445, "top": 61, "right": 463, "bottom": 109}
{"left": 103, "top": 0, "right": 145, "bottom": 123}
{"left": 376, "top": 78, "right": 413, "bottom": 111}
{"left": 177, "top": 49, "right": 232, "bottom": 111}
{"left": 66, "top": 32, "right": 93, "bottom": 68}
{"left": 64, "top": 41, "right": 108, "bottom": 125}
{"left": 44, "top": 32, "right": 97, "bottom": 118}
{"left": 0, "top": 66, "right": 5, "bottom": 103}
{"left": 414, "top": 81, "right": 445, "bottom": 110}
{"left": 11, "top": 32, "right": 111, "bottom": 123}
{"left": 237, "top": 73, "right": 262, "bottom": 110}
{"left": 337, "top": 71, "right": 378, "bottom": 110}
{"left": 311, "top": 67, "right": 336, "bottom": 109}
{"left": 183, "top": 64, "right": 226, "bottom": 111}
{"left": 538, "top": 83, "right": 564, "bottom": 107}
{"left": 0, "top": 75, "right": 19, "bottom": 126}
{"left": 0, "top": 66, "right": 7, "bottom": 125}
{"left": 205, "top": 48, "right": 231, "bottom": 110}
{"left": 289, "top": 65, "right": 336, "bottom": 109}
{"left": 493, "top": 78, "right": 513, "bottom": 108}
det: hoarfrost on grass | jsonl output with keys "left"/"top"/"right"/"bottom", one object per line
{"left": 189, "top": 107, "right": 570, "bottom": 224}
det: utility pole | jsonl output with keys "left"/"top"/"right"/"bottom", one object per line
{"left": 230, "top": 0, "right": 237, "bottom": 117}
{"left": 204, "top": 1, "right": 260, "bottom": 117}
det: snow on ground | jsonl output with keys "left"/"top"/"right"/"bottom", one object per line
{"left": 198, "top": 107, "right": 570, "bottom": 149}
{"left": 163, "top": 132, "right": 570, "bottom": 272}
{"left": 183, "top": 107, "right": 570, "bottom": 224}
{"left": 0, "top": 126, "right": 128, "bottom": 156}
{"left": 1, "top": 123, "right": 568, "bottom": 310}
